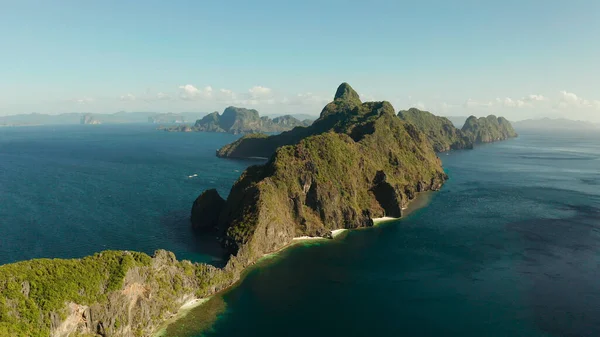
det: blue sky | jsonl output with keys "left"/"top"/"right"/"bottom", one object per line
{"left": 1, "top": 0, "right": 600, "bottom": 121}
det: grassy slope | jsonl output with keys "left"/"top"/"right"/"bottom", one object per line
{"left": 398, "top": 108, "right": 473, "bottom": 152}
{"left": 461, "top": 115, "right": 518, "bottom": 143}
{"left": 0, "top": 250, "right": 230, "bottom": 337}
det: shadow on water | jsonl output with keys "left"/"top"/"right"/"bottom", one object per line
{"left": 158, "top": 210, "right": 229, "bottom": 268}
{"left": 509, "top": 197, "right": 600, "bottom": 337}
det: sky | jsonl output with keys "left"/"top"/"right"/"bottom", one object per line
{"left": 1, "top": 0, "right": 599, "bottom": 121}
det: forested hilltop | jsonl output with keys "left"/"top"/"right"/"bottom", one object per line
{"left": 217, "top": 89, "right": 517, "bottom": 159}
{"left": 461, "top": 115, "right": 518, "bottom": 143}
{"left": 0, "top": 250, "right": 230, "bottom": 337}
{"left": 397, "top": 108, "right": 473, "bottom": 152}
{"left": 161, "top": 107, "right": 311, "bottom": 134}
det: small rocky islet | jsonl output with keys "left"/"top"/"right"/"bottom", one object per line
{"left": 0, "top": 83, "right": 517, "bottom": 337}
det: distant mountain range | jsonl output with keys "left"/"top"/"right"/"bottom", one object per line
{"left": 444, "top": 116, "right": 600, "bottom": 132}
{"left": 512, "top": 118, "right": 600, "bottom": 131}
{"left": 0, "top": 111, "right": 208, "bottom": 126}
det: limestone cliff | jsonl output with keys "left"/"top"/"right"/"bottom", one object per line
{"left": 398, "top": 108, "right": 473, "bottom": 152}
{"left": 461, "top": 115, "right": 518, "bottom": 143}
{"left": 195, "top": 83, "right": 447, "bottom": 271}
{"left": 0, "top": 250, "right": 232, "bottom": 337}
{"left": 163, "top": 107, "right": 310, "bottom": 134}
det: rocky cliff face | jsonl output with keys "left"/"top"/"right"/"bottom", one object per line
{"left": 195, "top": 83, "right": 447, "bottom": 271}
{"left": 461, "top": 115, "right": 518, "bottom": 143}
{"left": 162, "top": 107, "right": 309, "bottom": 134}
{"left": 0, "top": 250, "right": 232, "bottom": 337}
{"left": 398, "top": 108, "right": 473, "bottom": 152}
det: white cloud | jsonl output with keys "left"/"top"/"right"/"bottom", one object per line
{"left": 284, "top": 92, "right": 328, "bottom": 106}
{"left": 156, "top": 92, "right": 171, "bottom": 100}
{"left": 72, "top": 97, "right": 94, "bottom": 104}
{"left": 496, "top": 97, "right": 527, "bottom": 108}
{"left": 248, "top": 86, "right": 272, "bottom": 99}
{"left": 463, "top": 98, "right": 493, "bottom": 108}
{"left": 120, "top": 93, "right": 135, "bottom": 101}
{"left": 557, "top": 90, "right": 597, "bottom": 109}
{"left": 216, "top": 88, "right": 236, "bottom": 101}
{"left": 414, "top": 101, "right": 426, "bottom": 110}
{"left": 178, "top": 84, "right": 213, "bottom": 100}
{"left": 524, "top": 94, "right": 545, "bottom": 102}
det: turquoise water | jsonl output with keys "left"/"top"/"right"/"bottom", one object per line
{"left": 1, "top": 125, "right": 599, "bottom": 336}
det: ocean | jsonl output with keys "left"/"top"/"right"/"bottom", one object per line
{"left": 1, "top": 125, "right": 599, "bottom": 337}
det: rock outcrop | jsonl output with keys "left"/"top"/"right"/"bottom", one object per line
{"left": 162, "top": 107, "right": 310, "bottom": 134}
{"left": 0, "top": 250, "right": 232, "bottom": 337}
{"left": 196, "top": 83, "right": 447, "bottom": 270}
{"left": 461, "top": 115, "right": 518, "bottom": 143}
{"left": 398, "top": 108, "right": 473, "bottom": 152}
{"left": 191, "top": 189, "right": 226, "bottom": 232}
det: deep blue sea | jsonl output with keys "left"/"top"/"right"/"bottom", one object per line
{"left": 0, "top": 124, "right": 250, "bottom": 265}
{"left": 1, "top": 125, "right": 600, "bottom": 337}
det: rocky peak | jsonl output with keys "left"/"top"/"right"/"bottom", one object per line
{"left": 334, "top": 82, "right": 362, "bottom": 104}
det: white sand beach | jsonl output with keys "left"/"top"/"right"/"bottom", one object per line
{"left": 372, "top": 216, "right": 400, "bottom": 225}
{"left": 330, "top": 229, "right": 348, "bottom": 238}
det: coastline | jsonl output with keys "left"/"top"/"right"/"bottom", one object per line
{"left": 153, "top": 297, "right": 211, "bottom": 337}
{"left": 159, "top": 190, "right": 436, "bottom": 335}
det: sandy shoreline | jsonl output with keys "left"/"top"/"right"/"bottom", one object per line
{"left": 372, "top": 216, "right": 400, "bottom": 225}
{"left": 160, "top": 191, "right": 434, "bottom": 335}
{"left": 179, "top": 297, "right": 210, "bottom": 311}
{"left": 153, "top": 297, "right": 211, "bottom": 336}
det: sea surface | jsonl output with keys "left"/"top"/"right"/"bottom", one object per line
{"left": 1, "top": 125, "right": 600, "bottom": 337}
{"left": 0, "top": 124, "right": 250, "bottom": 265}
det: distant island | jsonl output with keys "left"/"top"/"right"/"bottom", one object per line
{"left": 217, "top": 102, "right": 517, "bottom": 159}
{"left": 0, "top": 111, "right": 207, "bottom": 127}
{"left": 148, "top": 113, "right": 187, "bottom": 124}
{"left": 0, "top": 83, "right": 517, "bottom": 337}
{"left": 513, "top": 117, "right": 600, "bottom": 131}
{"left": 398, "top": 108, "right": 473, "bottom": 152}
{"left": 160, "top": 106, "right": 312, "bottom": 134}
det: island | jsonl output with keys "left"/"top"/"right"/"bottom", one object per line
{"left": 461, "top": 115, "right": 518, "bottom": 143}
{"left": 217, "top": 88, "right": 517, "bottom": 159}
{"left": 0, "top": 83, "right": 518, "bottom": 337}
{"left": 398, "top": 108, "right": 473, "bottom": 152}
{"left": 160, "top": 107, "right": 311, "bottom": 134}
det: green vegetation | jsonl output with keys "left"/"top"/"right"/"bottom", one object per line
{"left": 0, "top": 83, "right": 519, "bottom": 337}
{"left": 216, "top": 83, "right": 394, "bottom": 159}
{"left": 462, "top": 115, "right": 518, "bottom": 143}
{"left": 0, "top": 250, "right": 232, "bottom": 337}
{"left": 163, "top": 107, "right": 310, "bottom": 134}
{"left": 196, "top": 83, "right": 447, "bottom": 269}
{"left": 398, "top": 108, "right": 473, "bottom": 152}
